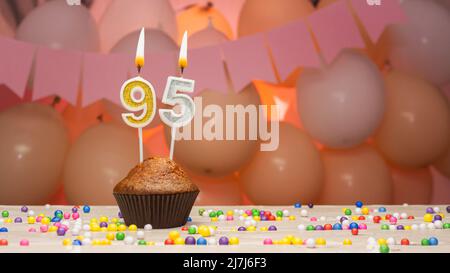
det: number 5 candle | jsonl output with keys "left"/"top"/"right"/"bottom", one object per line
{"left": 159, "top": 31, "right": 196, "bottom": 160}
{"left": 120, "top": 28, "right": 157, "bottom": 163}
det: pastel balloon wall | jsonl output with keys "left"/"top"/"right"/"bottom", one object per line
{"left": 0, "top": 0, "right": 449, "bottom": 205}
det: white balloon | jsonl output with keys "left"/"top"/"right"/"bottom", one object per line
{"left": 387, "top": 0, "right": 450, "bottom": 86}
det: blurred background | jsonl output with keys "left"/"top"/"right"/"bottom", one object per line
{"left": 0, "top": 0, "right": 449, "bottom": 206}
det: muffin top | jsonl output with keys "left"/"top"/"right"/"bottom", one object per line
{"left": 113, "top": 157, "right": 198, "bottom": 195}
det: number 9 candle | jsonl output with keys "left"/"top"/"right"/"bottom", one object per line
{"left": 120, "top": 28, "right": 157, "bottom": 163}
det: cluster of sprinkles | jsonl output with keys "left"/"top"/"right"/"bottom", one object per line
{"left": 0, "top": 203, "right": 449, "bottom": 252}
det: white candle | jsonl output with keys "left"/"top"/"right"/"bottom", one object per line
{"left": 159, "top": 31, "right": 196, "bottom": 160}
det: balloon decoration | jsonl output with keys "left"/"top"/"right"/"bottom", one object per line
{"left": 0, "top": 1, "right": 15, "bottom": 38}
{"left": 386, "top": 0, "right": 450, "bottom": 86}
{"left": 16, "top": 0, "right": 100, "bottom": 52}
{"left": 375, "top": 70, "right": 450, "bottom": 168}
{"left": 63, "top": 123, "right": 141, "bottom": 205}
{"left": 110, "top": 28, "right": 178, "bottom": 54}
{"left": 0, "top": 103, "right": 69, "bottom": 204}
{"left": 177, "top": 3, "right": 234, "bottom": 42}
{"left": 240, "top": 123, "right": 324, "bottom": 205}
{"left": 391, "top": 167, "right": 433, "bottom": 205}
{"left": 189, "top": 23, "right": 229, "bottom": 49}
{"left": 320, "top": 145, "right": 393, "bottom": 204}
{"left": 164, "top": 83, "right": 261, "bottom": 177}
{"left": 434, "top": 147, "right": 450, "bottom": 179}
{"left": 63, "top": 101, "right": 107, "bottom": 143}
{"left": 98, "top": 0, "right": 177, "bottom": 52}
{"left": 190, "top": 172, "right": 243, "bottom": 206}
{"left": 238, "top": 0, "right": 314, "bottom": 37}
{"left": 297, "top": 50, "right": 385, "bottom": 149}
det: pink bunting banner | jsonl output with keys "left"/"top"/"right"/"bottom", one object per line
{"left": 33, "top": 47, "right": 82, "bottom": 105}
{"left": 307, "top": 0, "right": 364, "bottom": 64}
{"left": 221, "top": 34, "right": 276, "bottom": 92}
{"left": 350, "top": 0, "right": 407, "bottom": 42}
{"left": 0, "top": 37, "right": 35, "bottom": 98}
{"left": 184, "top": 46, "right": 228, "bottom": 95}
{"left": 267, "top": 20, "right": 321, "bottom": 80}
{"left": 82, "top": 52, "right": 130, "bottom": 106}
{"left": 0, "top": 0, "right": 407, "bottom": 106}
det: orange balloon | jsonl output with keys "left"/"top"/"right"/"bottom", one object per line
{"left": 63, "top": 123, "right": 141, "bottom": 205}
{"left": 164, "top": 84, "right": 261, "bottom": 177}
{"left": 320, "top": 145, "right": 393, "bottom": 205}
{"left": 190, "top": 172, "right": 242, "bottom": 206}
{"left": 240, "top": 123, "right": 324, "bottom": 205}
{"left": 143, "top": 125, "right": 169, "bottom": 158}
{"left": 391, "top": 167, "right": 433, "bottom": 205}
{"left": 375, "top": 70, "right": 450, "bottom": 168}
{"left": 238, "top": 0, "right": 314, "bottom": 37}
{"left": 434, "top": 146, "right": 450, "bottom": 179}
{"left": 0, "top": 103, "right": 69, "bottom": 204}
{"left": 177, "top": 3, "right": 233, "bottom": 42}
{"left": 62, "top": 101, "right": 105, "bottom": 143}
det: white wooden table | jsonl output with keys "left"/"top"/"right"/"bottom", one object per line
{"left": 0, "top": 205, "right": 448, "bottom": 253}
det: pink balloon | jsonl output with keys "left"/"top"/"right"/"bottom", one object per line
{"left": 387, "top": 0, "right": 450, "bottom": 86}
{"left": 63, "top": 123, "right": 141, "bottom": 205}
{"left": 110, "top": 28, "right": 178, "bottom": 54}
{"left": 189, "top": 23, "right": 229, "bottom": 49}
{"left": 297, "top": 50, "right": 385, "bottom": 148}
{"left": 0, "top": 103, "right": 69, "bottom": 204}
{"left": 16, "top": 0, "right": 99, "bottom": 51}
{"left": 99, "top": 0, "right": 177, "bottom": 52}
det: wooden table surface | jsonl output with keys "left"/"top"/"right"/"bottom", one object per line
{"left": 0, "top": 205, "right": 448, "bottom": 253}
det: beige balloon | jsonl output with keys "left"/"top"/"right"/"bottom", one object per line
{"left": 240, "top": 123, "right": 324, "bottom": 205}
{"left": 189, "top": 172, "right": 242, "bottom": 206}
{"left": 164, "top": 83, "right": 261, "bottom": 177}
{"left": 98, "top": 0, "right": 177, "bottom": 52}
{"left": 320, "top": 145, "right": 393, "bottom": 204}
{"left": 434, "top": 146, "right": 450, "bottom": 179}
{"left": 63, "top": 123, "right": 141, "bottom": 205}
{"left": 391, "top": 167, "right": 433, "bottom": 205}
{"left": 0, "top": 103, "right": 69, "bottom": 204}
{"left": 238, "top": 0, "right": 314, "bottom": 37}
{"left": 375, "top": 70, "right": 450, "bottom": 168}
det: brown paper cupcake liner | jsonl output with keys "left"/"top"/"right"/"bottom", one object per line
{"left": 113, "top": 191, "right": 199, "bottom": 229}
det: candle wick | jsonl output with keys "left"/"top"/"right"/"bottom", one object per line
{"left": 137, "top": 65, "right": 142, "bottom": 74}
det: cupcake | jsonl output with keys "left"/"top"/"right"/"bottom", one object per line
{"left": 113, "top": 157, "right": 199, "bottom": 229}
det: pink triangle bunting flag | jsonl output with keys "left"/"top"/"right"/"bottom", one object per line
{"left": 267, "top": 20, "right": 321, "bottom": 80}
{"left": 0, "top": 37, "right": 35, "bottom": 98}
{"left": 307, "top": 0, "right": 364, "bottom": 63}
{"left": 33, "top": 47, "right": 82, "bottom": 105}
{"left": 221, "top": 33, "right": 276, "bottom": 92}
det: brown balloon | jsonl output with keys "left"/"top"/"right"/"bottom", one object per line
{"left": 375, "top": 70, "right": 450, "bottom": 168}
{"left": 189, "top": 172, "right": 243, "bottom": 206}
{"left": 238, "top": 0, "right": 314, "bottom": 37}
{"left": 320, "top": 145, "right": 393, "bottom": 204}
{"left": 391, "top": 167, "right": 433, "bottom": 205}
{"left": 63, "top": 123, "right": 141, "bottom": 205}
{"left": 239, "top": 123, "right": 324, "bottom": 205}
{"left": 164, "top": 83, "right": 261, "bottom": 177}
{"left": 0, "top": 103, "right": 69, "bottom": 204}
{"left": 434, "top": 146, "right": 450, "bottom": 179}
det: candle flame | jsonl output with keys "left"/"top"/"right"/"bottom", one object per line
{"left": 179, "top": 31, "right": 188, "bottom": 71}
{"left": 135, "top": 28, "right": 145, "bottom": 69}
